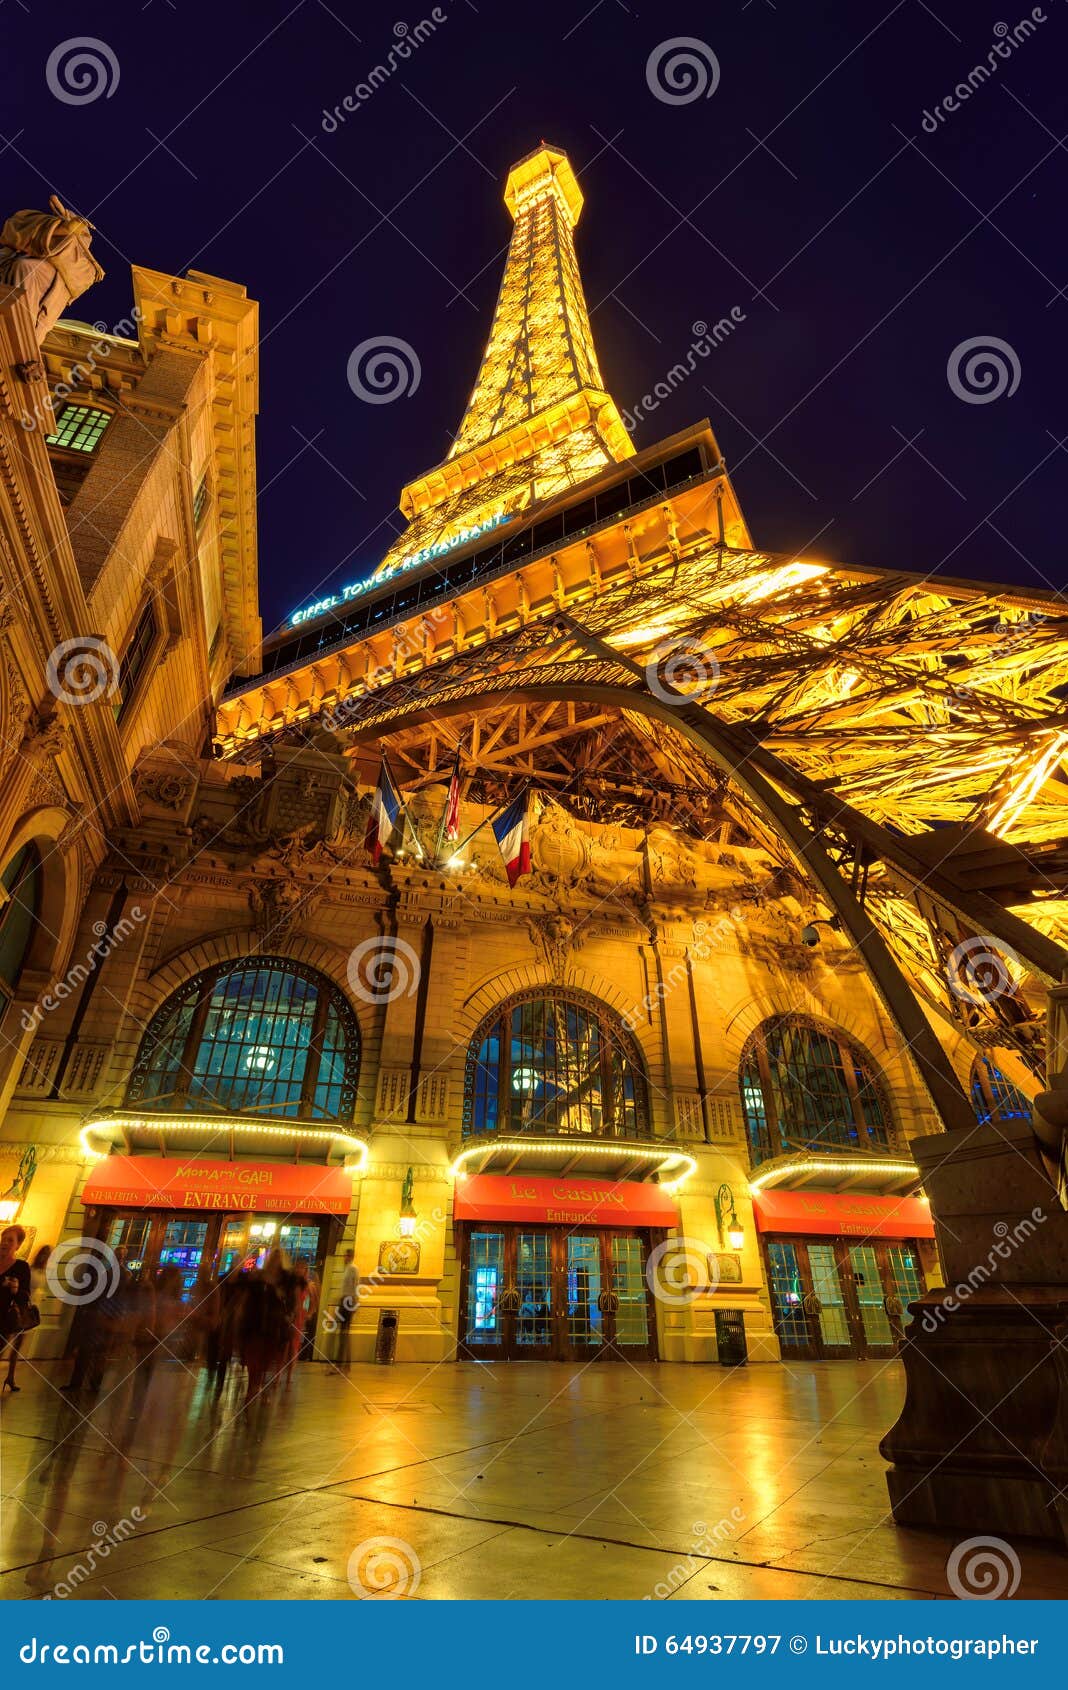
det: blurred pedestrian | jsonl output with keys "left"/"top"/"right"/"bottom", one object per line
{"left": 0, "top": 1225, "right": 31, "bottom": 1394}
{"left": 4, "top": 1242, "right": 49, "bottom": 1392}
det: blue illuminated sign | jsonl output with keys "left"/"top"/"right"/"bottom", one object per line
{"left": 288, "top": 513, "right": 513, "bottom": 628}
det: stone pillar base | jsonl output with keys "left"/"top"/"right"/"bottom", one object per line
{"left": 882, "top": 1115, "right": 1068, "bottom": 1547}
{"left": 881, "top": 1289, "right": 1068, "bottom": 1545}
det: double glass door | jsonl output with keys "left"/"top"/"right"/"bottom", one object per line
{"left": 764, "top": 1236, "right": 925, "bottom": 1359}
{"left": 461, "top": 1226, "right": 656, "bottom": 1361}
{"left": 98, "top": 1209, "right": 329, "bottom": 1298}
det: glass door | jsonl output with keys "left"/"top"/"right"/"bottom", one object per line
{"left": 608, "top": 1235, "right": 653, "bottom": 1354}
{"left": 462, "top": 1230, "right": 506, "bottom": 1356}
{"left": 806, "top": 1243, "right": 853, "bottom": 1354}
{"left": 847, "top": 1243, "right": 895, "bottom": 1351}
{"left": 565, "top": 1235, "right": 604, "bottom": 1353}
{"left": 765, "top": 1239, "right": 818, "bottom": 1356}
{"left": 514, "top": 1231, "right": 554, "bottom": 1356}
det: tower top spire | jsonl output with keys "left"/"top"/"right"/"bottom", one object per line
{"left": 373, "top": 141, "right": 633, "bottom": 580}
{"left": 503, "top": 143, "right": 584, "bottom": 228}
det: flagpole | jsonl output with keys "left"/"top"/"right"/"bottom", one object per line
{"left": 450, "top": 778, "right": 533, "bottom": 860}
{"left": 381, "top": 751, "right": 423, "bottom": 861}
{"left": 433, "top": 743, "right": 463, "bottom": 866}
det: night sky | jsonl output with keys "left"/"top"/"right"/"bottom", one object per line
{"left": 6, "top": 0, "right": 1067, "bottom": 638}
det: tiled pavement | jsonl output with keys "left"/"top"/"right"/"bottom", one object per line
{"left": 2, "top": 1356, "right": 1065, "bottom": 1600}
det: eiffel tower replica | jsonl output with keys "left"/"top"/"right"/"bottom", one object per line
{"left": 217, "top": 143, "right": 1068, "bottom": 1170}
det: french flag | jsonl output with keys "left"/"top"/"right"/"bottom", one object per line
{"left": 366, "top": 762, "right": 401, "bottom": 863}
{"left": 492, "top": 791, "right": 532, "bottom": 888}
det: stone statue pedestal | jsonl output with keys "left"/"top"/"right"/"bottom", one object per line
{"left": 881, "top": 1117, "right": 1068, "bottom": 1545}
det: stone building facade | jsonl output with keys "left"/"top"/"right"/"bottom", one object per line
{"left": 0, "top": 151, "right": 1051, "bottom": 1375}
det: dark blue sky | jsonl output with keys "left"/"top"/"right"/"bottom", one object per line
{"left": 7, "top": 0, "right": 1068, "bottom": 635}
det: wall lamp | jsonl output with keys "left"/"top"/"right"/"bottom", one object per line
{"left": 714, "top": 1182, "right": 745, "bottom": 1251}
{"left": 398, "top": 1166, "right": 417, "bottom": 1238}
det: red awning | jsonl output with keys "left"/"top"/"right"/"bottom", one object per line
{"left": 81, "top": 1155, "right": 353, "bottom": 1217}
{"left": 453, "top": 1173, "right": 679, "bottom": 1228}
{"left": 753, "top": 1188, "right": 934, "bottom": 1240}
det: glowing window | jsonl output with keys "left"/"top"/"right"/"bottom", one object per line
{"left": 463, "top": 988, "right": 648, "bottom": 1139}
{"left": 127, "top": 958, "right": 360, "bottom": 1121}
{"left": 970, "top": 1053, "right": 1033, "bottom": 1126}
{"left": 45, "top": 403, "right": 111, "bottom": 454}
{"left": 739, "top": 1015, "right": 892, "bottom": 1166}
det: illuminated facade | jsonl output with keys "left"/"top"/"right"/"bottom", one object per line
{"left": 0, "top": 146, "right": 1061, "bottom": 1376}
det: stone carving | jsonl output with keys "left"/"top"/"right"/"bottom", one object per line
{"left": 0, "top": 198, "right": 104, "bottom": 343}
{"left": 135, "top": 770, "right": 194, "bottom": 811}
{"left": 20, "top": 710, "right": 70, "bottom": 764}
{"left": 247, "top": 875, "right": 314, "bottom": 940}
{"left": 526, "top": 911, "right": 587, "bottom": 979}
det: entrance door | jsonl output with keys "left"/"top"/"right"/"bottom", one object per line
{"left": 763, "top": 1235, "right": 927, "bottom": 1359}
{"left": 459, "top": 1226, "right": 657, "bottom": 1360}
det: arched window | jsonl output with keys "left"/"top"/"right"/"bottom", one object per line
{"left": 739, "top": 1014, "right": 892, "bottom": 1166}
{"left": 0, "top": 844, "right": 42, "bottom": 1015}
{"left": 127, "top": 958, "right": 360, "bottom": 1121}
{"left": 463, "top": 988, "right": 649, "bottom": 1139}
{"left": 970, "top": 1053, "right": 1033, "bottom": 1126}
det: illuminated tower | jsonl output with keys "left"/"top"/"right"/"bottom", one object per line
{"left": 374, "top": 144, "right": 634, "bottom": 578}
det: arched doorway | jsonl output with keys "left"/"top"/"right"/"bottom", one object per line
{"left": 458, "top": 987, "right": 661, "bottom": 1361}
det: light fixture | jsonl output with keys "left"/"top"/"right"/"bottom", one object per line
{"left": 398, "top": 1166, "right": 417, "bottom": 1237}
{"left": 0, "top": 1198, "right": 19, "bottom": 1223}
{"left": 78, "top": 1112, "right": 370, "bottom": 1171}
{"left": 449, "top": 1138, "right": 698, "bottom": 1189}
{"left": 747, "top": 1155, "right": 921, "bottom": 1194}
{"left": 714, "top": 1182, "right": 745, "bottom": 1251}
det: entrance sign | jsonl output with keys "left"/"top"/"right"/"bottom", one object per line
{"left": 82, "top": 1154, "right": 353, "bottom": 1216}
{"left": 753, "top": 1188, "right": 934, "bottom": 1239}
{"left": 454, "top": 1172, "right": 679, "bottom": 1227}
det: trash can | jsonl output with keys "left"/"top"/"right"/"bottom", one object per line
{"left": 714, "top": 1308, "right": 748, "bottom": 1367}
{"left": 375, "top": 1308, "right": 399, "bottom": 1365}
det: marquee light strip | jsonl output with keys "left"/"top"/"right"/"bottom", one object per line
{"left": 78, "top": 1112, "right": 369, "bottom": 1171}
{"left": 747, "top": 1156, "right": 922, "bottom": 1195}
{"left": 449, "top": 1137, "right": 698, "bottom": 1191}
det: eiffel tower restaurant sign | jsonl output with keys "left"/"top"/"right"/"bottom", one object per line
{"left": 288, "top": 512, "right": 513, "bottom": 627}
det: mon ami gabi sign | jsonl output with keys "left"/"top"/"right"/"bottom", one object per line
{"left": 453, "top": 1174, "right": 679, "bottom": 1228}
{"left": 81, "top": 1156, "right": 353, "bottom": 1216}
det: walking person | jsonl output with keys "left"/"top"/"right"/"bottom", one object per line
{"left": 3, "top": 1241, "right": 48, "bottom": 1393}
{"left": 332, "top": 1249, "right": 357, "bottom": 1372}
{"left": 0, "top": 1225, "right": 32, "bottom": 1394}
